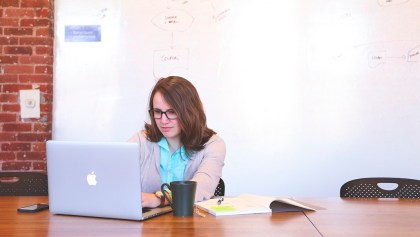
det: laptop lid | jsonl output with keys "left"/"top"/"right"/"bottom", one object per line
{"left": 46, "top": 140, "right": 171, "bottom": 221}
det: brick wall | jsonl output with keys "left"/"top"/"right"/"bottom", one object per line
{"left": 0, "top": 0, "right": 54, "bottom": 172}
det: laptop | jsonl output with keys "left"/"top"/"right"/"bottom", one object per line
{"left": 46, "top": 140, "right": 172, "bottom": 220}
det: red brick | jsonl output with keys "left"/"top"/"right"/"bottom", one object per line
{"left": 0, "top": 152, "right": 16, "bottom": 160}
{"left": 4, "top": 8, "right": 36, "bottom": 18}
{"left": 19, "top": 74, "right": 52, "bottom": 83}
{"left": 41, "top": 109, "right": 52, "bottom": 117}
{"left": 4, "top": 46, "right": 33, "bottom": 55}
{"left": 17, "top": 151, "right": 46, "bottom": 160}
{"left": 35, "top": 27, "right": 50, "bottom": 37}
{"left": 0, "top": 56, "right": 19, "bottom": 64}
{"left": 1, "top": 142, "right": 31, "bottom": 151}
{"left": 21, "top": 0, "right": 50, "bottom": 8}
{"left": 0, "top": 133, "right": 17, "bottom": 141}
{"left": 2, "top": 161, "right": 31, "bottom": 170}
{"left": 41, "top": 93, "right": 52, "bottom": 103}
{"left": 32, "top": 142, "right": 46, "bottom": 151}
{"left": 17, "top": 133, "right": 51, "bottom": 142}
{"left": 35, "top": 8, "right": 50, "bottom": 18}
{"left": 20, "top": 37, "right": 53, "bottom": 46}
{"left": 0, "top": 18, "right": 19, "bottom": 27}
{"left": 19, "top": 55, "right": 53, "bottom": 64}
{"left": 4, "top": 27, "right": 33, "bottom": 36}
{"left": 2, "top": 103, "right": 20, "bottom": 112}
{"left": 33, "top": 122, "right": 51, "bottom": 133}
{"left": 0, "top": 75, "right": 18, "bottom": 83}
{"left": 2, "top": 65, "right": 34, "bottom": 74}
{"left": 35, "top": 46, "right": 52, "bottom": 55}
{"left": 0, "top": 113, "right": 17, "bottom": 122}
{"left": 2, "top": 84, "right": 32, "bottom": 93}
{"left": 38, "top": 84, "right": 53, "bottom": 93}
{"left": 0, "top": 0, "right": 19, "bottom": 7}
{"left": 20, "top": 19, "right": 50, "bottom": 27}
{"left": 35, "top": 65, "right": 52, "bottom": 74}
{"left": 0, "top": 93, "right": 18, "bottom": 103}
{"left": 3, "top": 123, "right": 32, "bottom": 132}
{"left": 40, "top": 103, "right": 52, "bottom": 113}
{"left": 0, "top": 36, "right": 19, "bottom": 45}
{"left": 33, "top": 161, "right": 47, "bottom": 171}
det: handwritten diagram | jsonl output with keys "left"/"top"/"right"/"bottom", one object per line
{"left": 150, "top": 0, "right": 230, "bottom": 79}
{"left": 408, "top": 45, "right": 420, "bottom": 62}
{"left": 367, "top": 0, "right": 418, "bottom": 68}
{"left": 367, "top": 45, "right": 420, "bottom": 68}
{"left": 151, "top": 9, "right": 194, "bottom": 33}
{"left": 151, "top": 8, "right": 193, "bottom": 78}
{"left": 323, "top": 0, "right": 419, "bottom": 69}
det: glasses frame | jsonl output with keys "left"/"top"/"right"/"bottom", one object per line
{"left": 149, "top": 109, "right": 178, "bottom": 120}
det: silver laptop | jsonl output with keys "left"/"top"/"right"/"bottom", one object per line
{"left": 46, "top": 140, "right": 172, "bottom": 221}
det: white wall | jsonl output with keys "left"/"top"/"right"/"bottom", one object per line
{"left": 53, "top": 0, "right": 420, "bottom": 197}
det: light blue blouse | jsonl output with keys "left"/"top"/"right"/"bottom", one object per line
{"left": 158, "top": 138, "right": 189, "bottom": 184}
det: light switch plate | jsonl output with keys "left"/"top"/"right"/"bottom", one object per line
{"left": 19, "top": 89, "right": 40, "bottom": 118}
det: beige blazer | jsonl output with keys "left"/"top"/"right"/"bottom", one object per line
{"left": 128, "top": 130, "right": 226, "bottom": 202}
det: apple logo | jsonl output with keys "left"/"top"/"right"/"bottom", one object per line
{"left": 86, "top": 171, "right": 97, "bottom": 186}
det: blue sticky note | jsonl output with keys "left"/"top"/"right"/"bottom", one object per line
{"left": 65, "top": 25, "right": 101, "bottom": 42}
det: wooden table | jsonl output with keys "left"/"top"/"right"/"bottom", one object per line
{"left": 301, "top": 197, "right": 420, "bottom": 237}
{"left": 3, "top": 196, "right": 420, "bottom": 237}
{"left": 0, "top": 196, "right": 319, "bottom": 237}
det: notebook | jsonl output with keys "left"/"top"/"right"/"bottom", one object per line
{"left": 46, "top": 140, "right": 172, "bottom": 221}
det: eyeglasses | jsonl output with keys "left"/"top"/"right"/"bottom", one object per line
{"left": 149, "top": 109, "right": 178, "bottom": 120}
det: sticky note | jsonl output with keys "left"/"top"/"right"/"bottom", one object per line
{"left": 210, "top": 205, "right": 237, "bottom": 212}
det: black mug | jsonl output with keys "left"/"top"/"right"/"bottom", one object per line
{"left": 161, "top": 181, "right": 197, "bottom": 216}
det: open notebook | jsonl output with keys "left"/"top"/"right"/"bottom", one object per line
{"left": 195, "top": 194, "right": 322, "bottom": 216}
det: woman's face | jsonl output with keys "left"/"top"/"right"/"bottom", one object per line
{"left": 152, "top": 91, "right": 182, "bottom": 141}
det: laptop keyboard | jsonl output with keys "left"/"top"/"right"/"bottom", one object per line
{"left": 142, "top": 208, "right": 152, "bottom": 213}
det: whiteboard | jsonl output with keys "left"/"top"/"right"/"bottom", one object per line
{"left": 53, "top": 0, "right": 420, "bottom": 197}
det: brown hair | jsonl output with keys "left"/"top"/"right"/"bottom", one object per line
{"left": 145, "top": 76, "right": 216, "bottom": 154}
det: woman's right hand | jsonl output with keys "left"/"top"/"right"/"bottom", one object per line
{"left": 141, "top": 192, "right": 161, "bottom": 208}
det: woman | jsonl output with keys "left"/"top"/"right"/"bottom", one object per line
{"left": 128, "top": 76, "right": 226, "bottom": 208}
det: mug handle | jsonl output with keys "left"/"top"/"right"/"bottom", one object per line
{"left": 161, "top": 183, "right": 173, "bottom": 208}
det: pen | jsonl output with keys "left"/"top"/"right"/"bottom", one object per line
{"left": 217, "top": 197, "right": 224, "bottom": 205}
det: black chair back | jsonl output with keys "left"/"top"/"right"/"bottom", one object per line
{"left": 0, "top": 172, "right": 48, "bottom": 196}
{"left": 340, "top": 177, "right": 420, "bottom": 198}
{"left": 214, "top": 178, "right": 225, "bottom": 197}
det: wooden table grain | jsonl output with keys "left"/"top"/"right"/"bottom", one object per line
{"left": 5, "top": 196, "right": 419, "bottom": 237}
{"left": 0, "top": 196, "right": 320, "bottom": 237}
{"left": 302, "top": 197, "right": 420, "bottom": 237}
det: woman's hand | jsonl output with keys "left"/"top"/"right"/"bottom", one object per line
{"left": 141, "top": 192, "right": 161, "bottom": 208}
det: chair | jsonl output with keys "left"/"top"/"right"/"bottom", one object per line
{"left": 0, "top": 172, "right": 48, "bottom": 196}
{"left": 340, "top": 177, "right": 420, "bottom": 198}
{"left": 213, "top": 178, "right": 225, "bottom": 197}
